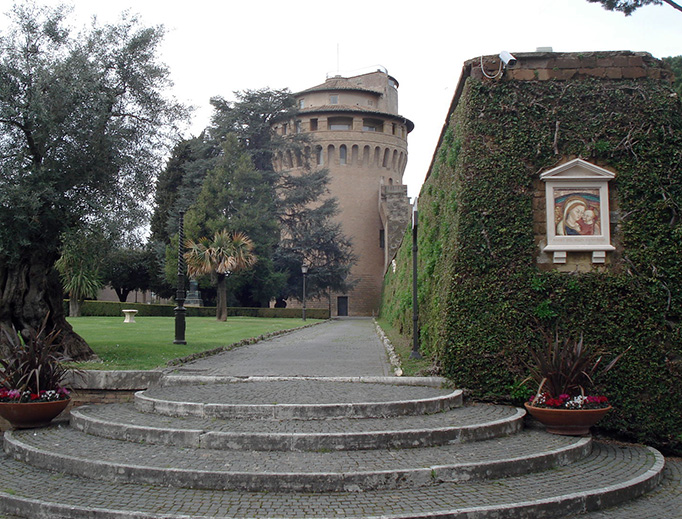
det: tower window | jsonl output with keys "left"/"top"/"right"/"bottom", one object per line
{"left": 299, "top": 99, "right": 305, "bottom": 109}
{"left": 310, "top": 118, "right": 318, "bottom": 131}
{"left": 295, "top": 120, "right": 302, "bottom": 133}
{"left": 339, "top": 145, "right": 347, "bottom": 165}
{"left": 379, "top": 229, "right": 385, "bottom": 249}
{"left": 328, "top": 117, "right": 352, "bottom": 130}
{"left": 330, "top": 94, "right": 339, "bottom": 105}
{"left": 363, "top": 118, "right": 383, "bottom": 132}
{"left": 316, "top": 146, "right": 323, "bottom": 165}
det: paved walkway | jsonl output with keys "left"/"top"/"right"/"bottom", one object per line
{"left": 174, "top": 318, "right": 393, "bottom": 377}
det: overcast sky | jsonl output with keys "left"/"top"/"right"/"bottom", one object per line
{"left": 8, "top": 0, "right": 681, "bottom": 198}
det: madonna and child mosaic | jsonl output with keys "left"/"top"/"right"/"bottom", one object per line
{"left": 553, "top": 188, "right": 602, "bottom": 236}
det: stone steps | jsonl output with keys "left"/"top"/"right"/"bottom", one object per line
{"left": 0, "top": 377, "right": 671, "bottom": 518}
{"left": 135, "top": 379, "right": 462, "bottom": 419}
{"left": 69, "top": 401, "right": 523, "bottom": 450}
{"left": 0, "top": 443, "right": 664, "bottom": 518}
{"left": 4, "top": 426, "right": 591, "bottom": 492}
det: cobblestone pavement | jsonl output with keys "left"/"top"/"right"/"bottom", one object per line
{"left": 144, "top": 379, "right": 447, "bottom": 404}
{"left": 0, "top": 443, "right": 663, "bottom": 518}
{"left": 173, "top": 318, "right": 392, "bottom": 377}
{"left": 568, "top": 457, "right": 682, "bottom": 518}
{"left": 8, "top": 424, "right": 580, "bottom": 479}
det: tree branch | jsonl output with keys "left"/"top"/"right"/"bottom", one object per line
{"left": 660, "top": 0, "right": 682, "bottom": 12}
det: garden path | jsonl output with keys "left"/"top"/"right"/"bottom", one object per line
{"left": 174, "top": 317, "right": 393, "bottom": 378}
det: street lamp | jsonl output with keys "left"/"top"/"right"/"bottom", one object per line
{"left": 411, "top": 198, "right": 421, "bottom": 359}
{"left": 301, "top": 264, "right": 309, "bottom": 321}
{"left": 174, "top": 211, "right": 187, "bottom": 345}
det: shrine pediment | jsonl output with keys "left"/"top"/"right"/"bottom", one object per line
{"left": 540, "top": 158, "right": 615, "bottom": 181}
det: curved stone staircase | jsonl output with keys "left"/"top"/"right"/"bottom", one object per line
{"left": 0, "top": 377, "right": 670, "bottom": 518}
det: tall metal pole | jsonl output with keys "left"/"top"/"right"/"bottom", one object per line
{"left": 174, "top": 211, "right": 187, "bottom": 345}
{"left": 301, "top": 264, "right": 308, "bottom": 321}
{"left": 410, "top": 199, "right": 422, "bottom": 359}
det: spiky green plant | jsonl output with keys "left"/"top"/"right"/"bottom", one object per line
{"left": 0, "top": 316, "right": 70, "bottom": 396}
{"left": 526, "top": 329, "right": 629, "bottom": 398}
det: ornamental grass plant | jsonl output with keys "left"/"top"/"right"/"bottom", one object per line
{"left": 0, "top": 316, "right": 72, "bottom": 403}
{"left": 525, "top": 328, "right": 629, "bottom": 410}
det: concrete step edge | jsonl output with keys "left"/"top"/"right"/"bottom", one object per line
{"left": 0, "top": 447, "right": 666, "bottom": 519}
{"left": 4, "top": 432, "right": 591, "bottom": 492}
{"left": 133, "top": 388, "right": 464, "bottom": 420}
{"left": 69, "top": 406, "right": 524, "bottom": 451}
{"left": 159, "top": 375, "right": 450, "bottom": 388}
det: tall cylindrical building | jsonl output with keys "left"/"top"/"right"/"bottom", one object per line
{"left": 273, "top": 69, "right": 413, "bottom": 316}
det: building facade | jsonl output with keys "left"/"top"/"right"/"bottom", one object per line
{"left": 273, "top": 69, "right": 413, "bottom": 316}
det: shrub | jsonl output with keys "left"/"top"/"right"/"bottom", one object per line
{"left": 64, "top": 300, "right": 329, "bottom": 320}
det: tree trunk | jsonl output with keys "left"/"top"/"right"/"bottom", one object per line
{"left": 68, "top": 297, "right": 81, "bottom": 318}
{"left": 216, "top": 274, "right": 227, "bottom": 321}
{"left": 0, "top": 255, "right": 95, "bottom": 360}
{"left": 115, "top": 287, "right": 131, "bottom": 303}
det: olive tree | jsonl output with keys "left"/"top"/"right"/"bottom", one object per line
{"left": 586, "top": 0, "right": 682, "bottom": 14}
{"left": 0, "top": 3, "right": 187, "bottom": 358}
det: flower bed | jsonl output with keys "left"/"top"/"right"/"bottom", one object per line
{"left": 0, "top": 388, "right": 70, "bottom": 403}
{"left": 529, "top": 392, "right": 609, "bottom": 410}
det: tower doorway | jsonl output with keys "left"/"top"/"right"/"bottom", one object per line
{"left": 337, "top": 296, "right": 349, "bottom": 316}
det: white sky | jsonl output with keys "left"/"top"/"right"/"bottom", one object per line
{"left": 6, "top": 0, "right": 681, "bottom": 197}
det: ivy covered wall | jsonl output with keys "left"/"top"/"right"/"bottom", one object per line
{"left": 382, "top": 52, "right": 682, "bottom": 454}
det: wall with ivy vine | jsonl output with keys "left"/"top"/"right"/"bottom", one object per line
{"left": 381, "top": 52, "right": 682, "bottom": 454}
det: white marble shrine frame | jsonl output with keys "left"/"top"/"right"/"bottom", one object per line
{"left": 540, "top": 159, "right": 615, "bottom": 264}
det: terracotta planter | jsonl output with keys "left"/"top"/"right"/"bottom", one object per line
{"left": 0, "top": 398, "right": 70, "bottom": 429}
{"left": 524, "top": 402, "right": 611, "bottom": 436}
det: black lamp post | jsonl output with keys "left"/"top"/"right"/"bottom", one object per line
{"left": 173, "top": 211, "right": 187, "bottom": 345}
{"left": 301, "top": 264, "right": 308, "bottom": 321}
{"left": 410, "top": 198, "right": 422, "bottom": 359}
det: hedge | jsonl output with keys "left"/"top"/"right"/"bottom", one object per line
{"left": 382, "top": 64, "right": 682, "bottom": 454}
{"left": 65, "top": 300, "right": 330, "bottom": 320}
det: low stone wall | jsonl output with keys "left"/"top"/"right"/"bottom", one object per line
{"left": 66, "top": 370, "right": 164, "bottom": 406}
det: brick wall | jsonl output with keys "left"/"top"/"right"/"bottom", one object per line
{"left": 470, "top": 51, "right": 672, "bottom": 82}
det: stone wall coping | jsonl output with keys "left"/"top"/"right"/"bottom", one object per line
{"left": 65, "top": 370, "right": 164, "bottom": 390}
{"left": 466, "top": 50, "right": 672, "bottom": 82}
{"left": 64, "top": 370, "right": 448, "bottom": 391}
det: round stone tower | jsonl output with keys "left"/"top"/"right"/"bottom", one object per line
{"left": 274, "top": 68, "right": 414, "bottom": 316}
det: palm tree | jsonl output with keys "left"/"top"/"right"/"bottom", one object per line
{"left": 184, "top": 230, "right": 257, "bottom": 321}
{"left": 55, "top": 232, "right": 104, "bottom": 317}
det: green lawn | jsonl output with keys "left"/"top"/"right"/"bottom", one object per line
{"left": 67, "top": 316, "right": 321, "bottom": 370}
